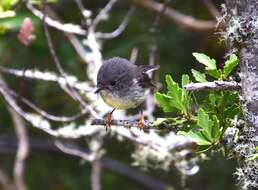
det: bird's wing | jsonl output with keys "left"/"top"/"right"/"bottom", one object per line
{"left": 137, "top": 65, "right": 159, "bottom": 89}
{"left": 138, "top": 65, "right": 160, "bottom": 74}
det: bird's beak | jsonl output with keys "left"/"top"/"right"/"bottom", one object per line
{"left": 94, "top": 87, "right": 103, "bottom": 94}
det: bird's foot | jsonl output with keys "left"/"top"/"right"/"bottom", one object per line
{"left": 138, "top": 112, "right": 145, "bottom": 130}
{"left": 104, "top": 108, "right": 115, "bottom": 131}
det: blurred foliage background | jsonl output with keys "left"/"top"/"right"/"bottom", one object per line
{"left": 0, "top": 0, "right": 237, "bottom": 190}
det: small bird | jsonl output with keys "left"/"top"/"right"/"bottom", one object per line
{"left": 95, "top": 57, "right": 159, "bottom": 129}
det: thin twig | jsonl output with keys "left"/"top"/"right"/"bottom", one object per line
{"left": 0, "top": 169, "right": 13, "bottom": 190}
{"left": 8, "top": 107, "right": 28, "bottom": 190}
{"left": 0, "top": 77, "right": 62, "bottom": 137}
{"left": 55, "top": 141, "right": 96, "bottom": 161}
{"left": 57, "top": 138, "right": 104, "bottom": 190}
{"left": 0, "top": 75, "right": 29, "bottom": 190}
{"left": 130, "top": 47, "right": 139, "bottom": 64}
{"left": 26, "top": 2, "right": 87, "bottom": 35}
{"left": 0, "top": 85, "right": 88, "bottom": 122}
{"left": 145, "top": 0, "right": 170, "bottom": 121}
{"left": 91, "top": 0, "right": 118, "bottom": 29}
{"left": 0, "top": 81, "right": 195, "bottom": 159}
{"left": 91, "top": 120, "right": 196, "bottom": 151}
{"left": 42, "top": 5, "right": 99, "bottom": 118}
{"left": 95, "top": 6, "right": 135, "bottom": 39}
{"left": 91, "top": 119, "right": 150, "bottom": 128}
{"left": 0, "top": 67, "right": 195, "bottom": 179}
{"left": 184, "top": 81, "right": 241, "bottom": 91}
{"left": 133, "top": 0, "right": 216, "bottom": 31}
{"left": 1, "top": 136, "right": 169, "bottom": 190}
{"left": 74, "top": 0, "right": 91, "bottom": 22}
{"left": 201, "top": 0, "right": 221, "bottom": 19}
{"left": 65, "top": 33, "right": 90, "bottom": 64}
{"left": 91, "top": 119, "right": 171, "bottom": 130}
{"left": 91, "top": 160, "right": 102, "bottom": 190}
{"left": 101, "top": 158, "right": 168, "bottom": 190}
{"left": 0, "top": 66, "right": 92, "bottom": 92}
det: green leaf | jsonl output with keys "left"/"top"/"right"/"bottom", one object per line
{"left": 208, "top": 94, "right": 216, "bottom": 106}
{"left": 165, "top": 75, "right": 175, "bottom": 92}
{"left": 152, "top": 118, "right": 167, "bottom": 126}
{"left": 167, "top": 117, "right": 188, "bottom": 126}
{"left": 223, "top": 54, "right": 239, "bottom": 77}
{"left": 181, "top": 74, "right": 190, "bottom": 87}
{"left": 154, "top": 92, "right": 176, "bottom": 112}
{"left": 206, "top": 69, "right": 222, "bottom": 79}
{"left": 152, "top": 117, "right": 188, "bottom": 126}
{"left": 191, "top": 69, "right": 207, "bottom": 82}
{"left": 197, "top": 108, "right": 214, "bottom": 141}
{"left": 249, "top": 153, "right": 258, "bottom": 160}
{"left": 211, "top": 115, "right": 221, "bottom": 141}
{"left": 30, "top": 0, "right": 58, "bottom": 5}
{"left": 179, "top": 131, "right": 211, "bottom": 146}
{"left": 192, "top": 53, "right": 217, "bottom": 70}
{"left": 164, "top": 75, "right": 190, "bottom": 115}
{"left": 1, "top": 0, "right": 18, "bottom": 10}
{"left": 156, "top": 75, "right": 190, "bottom": 114}
{"left": 224, "top": 105, "right": 240, "bottom": 118}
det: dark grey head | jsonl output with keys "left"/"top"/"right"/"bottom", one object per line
{"left": 95, "top": 57, "right": 158, "bottom": 93}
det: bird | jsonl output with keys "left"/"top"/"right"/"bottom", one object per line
{"left": 95, "top": 57, "right": 159, "bottom": 129}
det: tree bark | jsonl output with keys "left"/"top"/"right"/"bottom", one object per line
{"left": 225, "top": 1, "right": 258, "bottom": 189}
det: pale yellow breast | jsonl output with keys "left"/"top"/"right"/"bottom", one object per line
{"left": 100, "top": 88, "right": 145, "bottom": 109}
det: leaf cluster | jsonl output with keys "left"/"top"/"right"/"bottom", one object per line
{"left": 155, "top": 53, "right": 241, "bottom": 152}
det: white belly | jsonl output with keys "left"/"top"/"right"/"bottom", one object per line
{"left": 100, "top": 85, "right": 146, "bottom": 109}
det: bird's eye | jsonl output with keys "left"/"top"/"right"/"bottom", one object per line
{"left": 110, "top": 81, "right": 116, "bottom": 86}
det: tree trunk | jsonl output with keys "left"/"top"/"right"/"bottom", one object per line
{"left": 225, "top": 1, "right": 258, "bottom": 189}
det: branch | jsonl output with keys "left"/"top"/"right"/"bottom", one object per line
{"left": 0, "top": 104, "right": 194, "bottom": 152}
{"left": 101, "top": 158, "right": 169, "bottom": 190}
{"left": 73, "top": 0, "right": 91, "bottom": 22}
{"left": 95, "top": 6, "right": 135, "bottom": 39}
{"left": 130, "top": 47, "right": 139, "bottom": 64}
{"left": 91, "top": 121, "right": 195, "bottom": 151}
{"left": 184, "top": 81, "right": 241, "bottom": 91}
{"left": 8, "top": 107, "right": 28, "bottom": 190}
{"left": 57, "top": 139, "right": 104, "bottom": 190}
{"left": 0, "top": 67, "right": 92, "bottom": 92}
{"left": 91, "top": 119, "right": 175, "bottom": 131}
{"left": 55, "top": 141, "right": 97, "bottom": 162}
{"left": 0, "top": 77, "right": 67, "bottom": 138}
{"left": 0, "top": 75, "right": 29, "bottom": 190}
{"left": 0, "top": 136, "right": 169, "bottom": 190}
{"left": 42, "top": 7, "right": 99, "bottom": 119}
{"left": 91, "top": 160, "right": 101, "bottom": 190}
{"left": 0, "top": 169, "right": 13, "bottom": 190}
{"left": 145, "top": 0, "right": 170, "bottom": 121}
{"left": 0, "top": 85, "right": 88, "bottom": 122}
{"left": 91, "top": 0, "right": 118, "bottom": 29}
{"left": 64, "top": 32, "right": 90, "bottom": 64}
{"left": 201, "top": 0, "right": 221, "bottom": 19}
{"left": 26, "top": 2, "right": 87, "bottom": 35}
{"left": 54, "top": 140, "right": 170, "bottom": 190}
{"left": 133, "top": 0, "right": 216, "bottom": 31}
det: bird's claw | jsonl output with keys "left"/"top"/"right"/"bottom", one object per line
{"left": 104, "top": 108, "right": 115, "bottom": 131}
{"left": 138, "top": 113, "right": 145, "bottom": 130}
{"left": 104, "top": 112, "right": 112, "bottom": 131}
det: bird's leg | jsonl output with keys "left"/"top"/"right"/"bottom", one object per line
{"left": 105, "top": 108, "right": 115, "bottom": 130}
{"left": 138, "top": 110, "right": 145, "bottom": 130}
